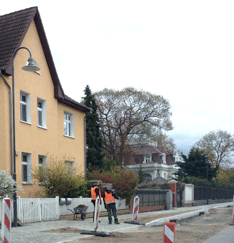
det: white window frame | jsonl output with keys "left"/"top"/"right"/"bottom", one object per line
{"left": 143, "top": 154, "right": 152, "bottom": 164}
{"left": 38, "top": 155, "right": 47, "bottom": 184}
{"left": 65, "top": 160, "right": 75, "bottom": 174}
{"left": 20, "top": 91, "right": 31, "bottom": 124}
{"left": 22, "top": 153, "right": 32, "bottom": 184}
{"left": 64, "top": 111, "right": 74, "bottom": 137}
{"left": 37, "top": 98, "right": 47, "bottom": 128}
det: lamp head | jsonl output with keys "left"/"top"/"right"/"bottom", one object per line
{"left": 22, "top": 57, "right": 40, "bottom": 72}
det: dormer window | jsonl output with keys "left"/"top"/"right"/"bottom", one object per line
{"left": 143, "top": 154, "right": 152, "bottom": 163}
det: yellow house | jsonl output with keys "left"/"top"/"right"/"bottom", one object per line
{"left": 0, "top": 7, "right": 90, "bottom": 198}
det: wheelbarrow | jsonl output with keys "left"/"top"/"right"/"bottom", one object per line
{"left": 67, "top": 204, "right": 88, "bottom": 220}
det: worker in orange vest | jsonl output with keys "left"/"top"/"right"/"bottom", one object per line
{"left": 103, "top": 186, "right": 120, "bottom": 224}
{"left": 91, "top": 182, "right": 102, "bottom": 222}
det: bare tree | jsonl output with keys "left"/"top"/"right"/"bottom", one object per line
{"left": 94, "top": 87, "right": 173, "bottom": 164}
{"left": 195, "top": 130, "right": 234, "bottom": 167}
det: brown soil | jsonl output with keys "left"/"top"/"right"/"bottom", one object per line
{"left": 42, "top": 227, "right": 84, "bottom": 233}
{"left": 45, "top": 207, "right": 233, "bottom": 243}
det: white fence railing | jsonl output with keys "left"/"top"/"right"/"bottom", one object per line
{"left": 0, "top": 196, "right": 128, "bottom": 224}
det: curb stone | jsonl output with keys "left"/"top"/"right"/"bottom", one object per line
{"left": 145, "top": 209, "right": 209, "bottom": 227}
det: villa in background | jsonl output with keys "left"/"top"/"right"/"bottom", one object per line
{"left": 0, "top": 7, "right": 90, "bottom": 198}
{"left": 126, "top": 143, "right": 180, "bottom": 181}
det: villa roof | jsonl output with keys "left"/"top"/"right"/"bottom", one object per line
{"left": 132, "top": 144, "right": 172, "bottom": 155}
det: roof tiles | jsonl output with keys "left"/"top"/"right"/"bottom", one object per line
{"left": 0, "top": 7, "right": 37, "bottom": 71}
{"left": 0, "top": 7, "right": 90, "bottom": 113}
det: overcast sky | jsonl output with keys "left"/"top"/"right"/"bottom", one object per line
{"left": 1, "top": 1, "right": 234, "bottom": 155}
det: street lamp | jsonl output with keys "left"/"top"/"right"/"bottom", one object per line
{"left": 12, "top": 47, "right": 40, "bottom": 227}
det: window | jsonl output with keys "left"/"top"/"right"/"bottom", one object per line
{"left": 65, "top": 160, "right": 75, "bottom": 168}
{"left": 20, "top": 92, "right": 31, "bottom": 123}
{"left": 22, "top": 153, "right": 32, "bottom": 184}
{"left": 143, "top": 154, "right": 152, "bottom": 163}
{"left": 64, "top": 112, "right": 74, "bottom": 137}
{"left": 38, "top": 155, "right": 47, "bottom": 184}
{"left": 65, "top": 161, "right": 75, "bottom": 174}
{"left": 37, "top": 98, "right": 47, "bottom": 128}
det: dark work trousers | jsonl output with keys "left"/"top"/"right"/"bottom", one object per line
{"left": 106, "top": 203, "right": 118, "bottom": 223}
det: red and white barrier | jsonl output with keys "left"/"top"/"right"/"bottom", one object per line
{"left": 163, "top": 222, "right": 175, "bottom": 243}
{"left": 232, "top": 195, "right": 234, "bottom": 221}
{"left": 1, "top": 198, "right": 11, "bottom": 243}
{"left": 94, "top": 196, "right": 101, "bottom": 231}
{"left": 132, "top": 196, "right": 139, "bottom": 221}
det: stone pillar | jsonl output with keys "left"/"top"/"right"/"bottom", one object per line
{"left": 166, "top": 191, "right": 173, "bottom": 210}
{"left": 169, "top": 180, "right": 177, "bottom": 208}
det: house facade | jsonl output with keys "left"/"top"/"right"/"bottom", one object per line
{"left": 126, "top": 143, "right": 180, "bottom": 181}
{"left": 0, "top": 7, "right": 90, "bottom": 197}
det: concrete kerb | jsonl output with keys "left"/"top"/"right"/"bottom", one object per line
{"left": 145, "top": 209, "right": 210, "bottom": 227}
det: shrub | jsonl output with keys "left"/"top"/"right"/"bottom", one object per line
{"left": 88, "top": 166, "right": 139, "bottom": 205}
{"left": 0, "top": 170, "right": 22, "bottom": 198}
{"left": 32, "top": 158, "right": 87, "bottom": 198}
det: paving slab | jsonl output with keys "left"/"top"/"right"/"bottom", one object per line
{"left": 7, "top": 202, "right": 232, "bottom": 243}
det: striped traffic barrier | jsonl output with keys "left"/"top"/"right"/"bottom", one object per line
{"left": 233, "top": 195, "right": 234, "bottom": 222}
{"left": 1, "top": 197, "right": 11, "bottom": 243}
{"left": 163, "top": 222, "right": 175, "bottom": 243}
{"left": 124, "top": 196, "right": 145, "bottom": 225}
{"left": 230, "top": 195, "right": 234, "bottom": 225}
{"left": 94, "top": 196, "right": 100, "bottom": 231}
{"left": 81, "top": 196, "right": 110, "bottom": 237}
{"left": 132, "top": 196, "right": 139, "bottom": 221}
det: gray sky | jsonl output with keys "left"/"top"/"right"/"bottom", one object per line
{"left": 1, "top": 0, "right": 234, "bottom": 155}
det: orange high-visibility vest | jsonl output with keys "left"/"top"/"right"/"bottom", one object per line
{"left": 91, "top": 186, "right": 101, "bottom": 200}
{"left": 104, "top": 191, "right": 115, "bottom": 205}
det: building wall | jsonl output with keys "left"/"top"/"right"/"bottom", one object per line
{"left": 0, "top": 20, "right": 86, "bottom": 198}
{"left": 0, "top": 78, "right": 11, "bottom": 172}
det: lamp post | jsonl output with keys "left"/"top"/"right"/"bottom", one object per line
{"left": 206, "top": 163, "right": 209, "bottom": 205}
{"left": 11, "top": 47, "right": 40, "bottom": 227}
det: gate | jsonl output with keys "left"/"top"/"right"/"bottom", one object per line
{"left": 16, "top": 197, "right": 59, "bottom": 223}
{"left": 176, "top": 188, "right": 183, "bottom": 207}
{"left": 41, "top": 198, "right": 59, "bottom": 221}
{"left": 18, "top": 198, "right": 41, "bottom": 223}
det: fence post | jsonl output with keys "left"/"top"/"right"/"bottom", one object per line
{"left": 169, "top": 180, "right": 177, "bottom": 208}
{"left": 1, "top": 197, "right": 11, "bottom": 243}
{"left": 55, "top": 196, "right": 60, "bottom": 219}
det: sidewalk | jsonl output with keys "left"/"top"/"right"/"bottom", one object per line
{"left": 202, "top": 225, "right": 234, "bottom": 243}
{"left": 7, "top": 202, "right": 232, "bottom": 243}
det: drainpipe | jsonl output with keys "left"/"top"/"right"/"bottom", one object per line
{"left": 84, "top": 115, "right": 88, "bottom": 178}
{"left": 0, "top": 70, "right": 13, "bottom": 176}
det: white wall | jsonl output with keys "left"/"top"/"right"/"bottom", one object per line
{"left": 59, "top": 197, "right": 128, "bottom": 216}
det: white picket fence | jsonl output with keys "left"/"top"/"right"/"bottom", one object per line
{"left": 0, "top": 196, "right": 128, "bottom": 224}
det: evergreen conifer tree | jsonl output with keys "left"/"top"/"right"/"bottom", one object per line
{"left": 83, "top": 85, "right": 104, "bottom": 171}
{"left": 174, "top": 147, "right": 218, "bottom": 181}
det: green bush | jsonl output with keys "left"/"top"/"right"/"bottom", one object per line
{"left": 33, "top": 158, "right": 87, "bottom": 198}
{"left": 87, "top": 165, "right": 139, "bottom": 205}
{"left": 179, "top": 176, "right": 234, "bottom": 189}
